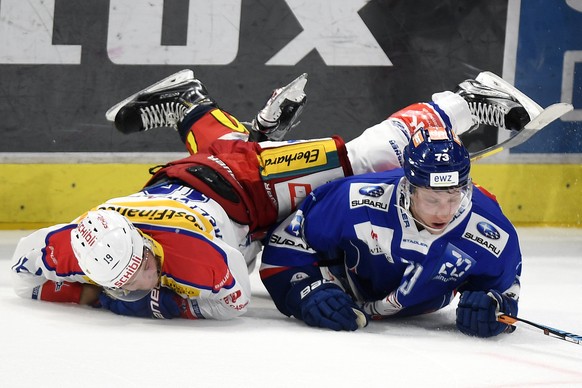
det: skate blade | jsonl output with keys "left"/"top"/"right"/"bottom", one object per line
{"left": 258, "top": 73, "right": 308, "bottom": 124}
{"left": 269, "top": 73, "right": 308, "bottom": 107}
{"left": 105, "top": 69, "right": 195, "bottom": 122}
{"left": 284, "top": 73, "right": 308, "bottom": 100}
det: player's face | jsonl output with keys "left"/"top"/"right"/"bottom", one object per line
{"left": 410, "top": 186, "right": 463, "bottom": 234}
{"left": 121, "top": 247, "right": 159, "bottom": 291}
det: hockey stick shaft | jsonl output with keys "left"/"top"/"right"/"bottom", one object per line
{"left": 497, "top": 314, "right": 582, "bottom": 345}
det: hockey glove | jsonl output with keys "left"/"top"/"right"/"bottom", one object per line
{"left": 456, "top": 290, "right": 517, "bottom": 338}
{"left": 99, "top": 286, "right": 181, "bottom": 319}
{"left": 287, "top": 281, "right": 368, "bottom": 331}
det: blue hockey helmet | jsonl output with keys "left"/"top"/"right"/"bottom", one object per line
{"left": 403, "top": 125, "right": 471, "bottom": 189}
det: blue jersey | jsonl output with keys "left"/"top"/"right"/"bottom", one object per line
{"left": 260, "top": 169, "right": 521, "bottom": 319}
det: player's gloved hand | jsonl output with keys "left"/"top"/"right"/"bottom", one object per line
{"left": 99, "top": 286, "right": 181, "bottom": 319}
{"left": 287, "top": 281, "right": 368, "bottom": 331}
{"left": 456, "top": 290, "right": 517, "bottom": 338}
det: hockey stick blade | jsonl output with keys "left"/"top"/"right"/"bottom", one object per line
{"left": 524, "top": 102, "right": 573, "bottom": 130}
{"left": 498, "top": 314, "right": 582, "bottom": 346}
{"left": 105, "top": 69, "right": 195, "bottom": 122}
{"left": 469, "top": 102, "right": 573, "bottom": 161}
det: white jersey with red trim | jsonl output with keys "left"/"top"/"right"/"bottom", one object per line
{"left": 11, "top": 182, "right": 257, "bottom": 320}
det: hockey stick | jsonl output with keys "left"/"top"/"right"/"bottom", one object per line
{"left": 498, "top": 314, "right": 582, "bottom": 346}
{"left": 469, "top": 102, "right": 573, "bottom": 161}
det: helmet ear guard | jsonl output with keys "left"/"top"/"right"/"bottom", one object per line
{"left": 71, "top": 210, "right": 146, "bottom": 289}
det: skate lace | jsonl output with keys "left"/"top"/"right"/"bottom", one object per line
{"left": 468, "top": 101, "right": 508, "bottom": 131}
{"left": 139, "top": 102, "right": 188, "bottom": 130}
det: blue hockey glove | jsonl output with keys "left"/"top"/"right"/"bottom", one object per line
{"left": 99, "top": 286, "right": 181, "bottom": 319}
{"left": 456, "top": 290, "right": 517, "bottom": 338}
{"left": 287, "top": 281, "right": 368, "bottom": 331}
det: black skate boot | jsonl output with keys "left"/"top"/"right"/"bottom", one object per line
{"left": 251, "top": 73, "right": 308, "bottom": 141}
{"left": 106, "top": 69, "right": 215, "bottom": 134}
{"left": 456, "top": 72, "right": 573, "bottom": 160}
{"left": 455, "top": 78, "right": 530, "bottom": 132}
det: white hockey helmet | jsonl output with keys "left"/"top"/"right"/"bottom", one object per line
{"left": 71, "top": 210, "right": 145, "bottom": 289}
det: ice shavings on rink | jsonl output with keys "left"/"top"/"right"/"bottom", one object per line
{"left": 0, "top": 227, "right": 581, "bottom": 388}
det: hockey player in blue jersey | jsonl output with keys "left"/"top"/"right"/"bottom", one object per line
{"left": 260, "top": 85, "right": 525, "bottom": 338}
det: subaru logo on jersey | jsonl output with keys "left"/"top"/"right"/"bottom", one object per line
{"left": 462, "top": 213, "right": 509, "bottom": 258}
{"left": 476, "top": 221, "right": 500, "bottom": 239}
{"left": 359, "top": 185, "right": 385, "bottom": 197}
{"left": 350, "top": 183, "right": 393, "bottom": 212}
{"left": 268, "top": 232, "right": 312, "bottom": 252}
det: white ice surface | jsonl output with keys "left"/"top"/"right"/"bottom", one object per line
{"left": 1, "top": 228, "right": 581, "bottom": 388}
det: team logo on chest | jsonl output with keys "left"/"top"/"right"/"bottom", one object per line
{"left": 432, "top": 243, "right": 475, "bottom": 283}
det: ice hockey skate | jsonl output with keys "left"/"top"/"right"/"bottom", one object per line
{"left": 456, "top": 78, "right": 531, "bottom": 132}
{"left": 105, "top": 69, "right": 215, "bottom": 134}
{"left": 475, "top": 71, "right": 572, "bottom": 131}
{"left": 456, "top": 71, "right": 573, "bottom": 160}
{"left": 251, "top": 73, "right": 308, "bottom": 141}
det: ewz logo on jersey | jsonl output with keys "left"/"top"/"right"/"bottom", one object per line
{"left": 350, "top": 183, "right": 393, "bottom": 212}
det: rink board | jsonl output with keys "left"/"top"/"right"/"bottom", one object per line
{"left": 1, "top": 163, "right": 580, "bottom": 228}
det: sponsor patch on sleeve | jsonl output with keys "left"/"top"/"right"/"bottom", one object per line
{"left": 461, "top": 213, "right": 509, "bottom": 258}
{"left": 349, "top": 183, "right": 393, "bottom": 212}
